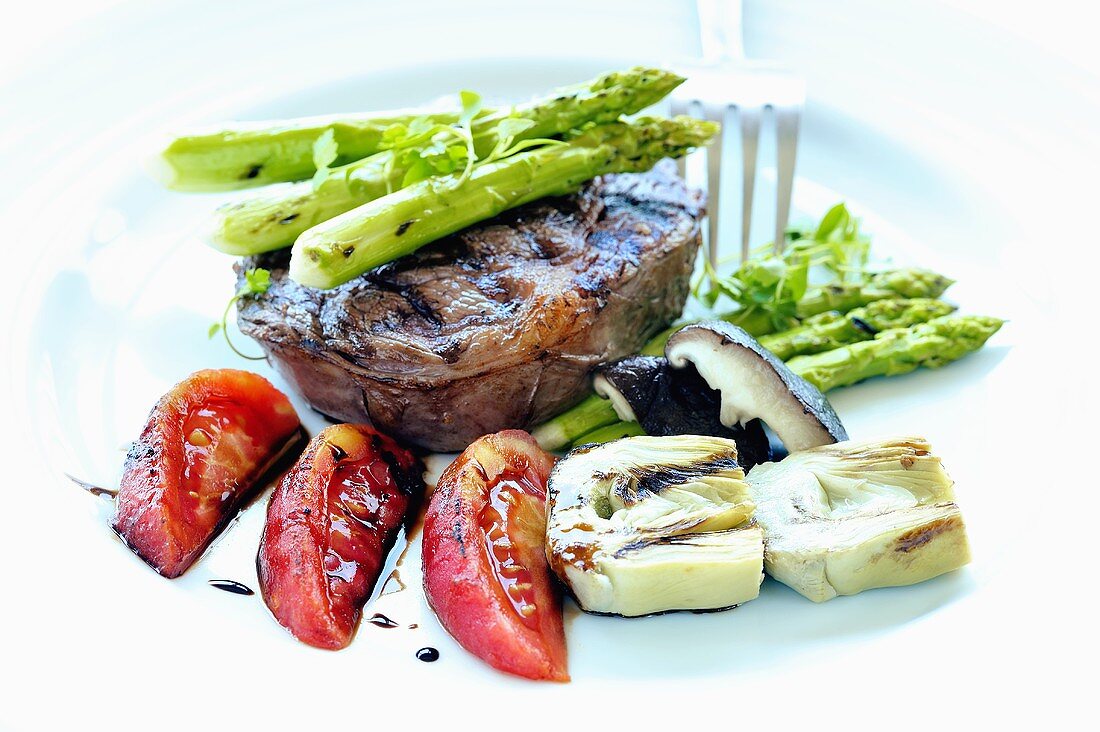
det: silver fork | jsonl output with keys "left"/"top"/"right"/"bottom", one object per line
{"left": 671, "top": 0, "right": 806, "bottom": 265}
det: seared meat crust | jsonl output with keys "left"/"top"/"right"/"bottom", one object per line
{"left": 238, "top": 162, "right": 702, "bottom": 451}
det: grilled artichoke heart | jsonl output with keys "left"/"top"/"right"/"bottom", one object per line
{"left": 546, "top": 435, "right": 764, "bottom": 617}
{"left": 746, "top": 436, "right": 970, "bottom": 602}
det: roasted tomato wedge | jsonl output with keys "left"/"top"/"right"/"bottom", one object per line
{"left": 258, "top": 424, "right": 423, "bottom": 650}
{"left": 423, "top": 430, "right": 567, "bottom": 681}
{"left": 112, "top": 369, "right": 301, "bottom": 578}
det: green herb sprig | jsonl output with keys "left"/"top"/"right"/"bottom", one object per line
{"left": 208, "top": 267, "right": 272, "bottom": 360}
{"left": 478, "top": 117, "right": 565, "bottom": 165}
{"left": 377, "top": 90, "right": 483, "bottom": 191}
{"left": 309, "top": 129, "right": 340, "bottom": 190}
{"left": 694, "top": 203, "right": 871, "bottom": 331}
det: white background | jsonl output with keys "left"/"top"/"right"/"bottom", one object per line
{"left": 1, "top": 1, "right": 1095, "bottom": 730}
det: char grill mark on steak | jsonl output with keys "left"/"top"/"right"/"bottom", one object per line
{"left": 237, "top": 161, "right": 703, "bottom": 451}
{"left": 367, "top": 277, "right": 444, "bottom": 327}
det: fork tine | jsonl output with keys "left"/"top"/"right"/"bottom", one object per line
{"left": 705, "top": 103, "right": 724, "bottom": 268}
{"left": 738, "top": 104, "right": 761, "bottom": 263}
{"left": 669, "top": 97, "right": 690, "bottom": 179}
{"left": 773, "top": 102, "right": 801, "bottom": 255}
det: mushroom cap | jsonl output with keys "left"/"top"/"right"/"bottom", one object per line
{"left": 665, "top": 321, "right": 847, "bottom": 452}
{"left": 594, "top": 355, "right": 771, "bottom": 469}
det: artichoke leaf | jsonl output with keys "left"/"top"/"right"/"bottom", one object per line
{"left": 546, "top": 435, "right": 764, "bottom": 617}
{"left": 746, "top": 436, "right": 970, "bottom": 602}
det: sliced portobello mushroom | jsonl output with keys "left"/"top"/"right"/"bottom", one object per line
{"left": 746, "top": 436, "right": 971, "bottom": 602}
{"left": 545, "top": 435, "right": 764, "bottom": 617}
{"left": 665, "top": 321, "right": 847, "bottom": 452}
{"left": 593, "top": 356, "right": 771, "bottom": 469}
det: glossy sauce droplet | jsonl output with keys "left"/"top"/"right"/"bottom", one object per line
{"left": 367, "top": 613, "right": 399, "bottom": 629}
{"left": 416, "top": 647, "right": 439, "bottom": 663}
{"left": 208, "top": 579, "right": 254, "bottom": 596}
{"left": 181, "top": 399, "right": 256, "bottom": 527}
{"left": 317, "top": 446, "right": 411, "bottom": 634}
{"left": 478, "top": 468, "right": 545, "bottom": 629}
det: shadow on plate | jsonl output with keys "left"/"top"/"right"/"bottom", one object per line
{"left": 28, "top": 265, "right": 241, "bottom": 483}
{"left": 828, "top": 344, "right": 1010, "bottom": 416}
{"left": 569, "top": 569, "right": 976, "bottom": 680}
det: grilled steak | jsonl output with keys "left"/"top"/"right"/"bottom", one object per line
{"left": 237, "top": 161, "right": 703, "bottom": 452}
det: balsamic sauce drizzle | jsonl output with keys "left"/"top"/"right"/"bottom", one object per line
{"left": 367, "top": 613, "right": 399, "bottom": 629}
{"left": 208, "top": 579, "right": 255, "bottom": 596}
{"left": 65, "top": 473, "right": 118, "bottom": 499}
{"left": 73, "top": 431, "right": 436, "bottom": 652}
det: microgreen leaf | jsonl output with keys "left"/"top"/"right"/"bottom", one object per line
{"left": 401, "top": 158, "right": 436, "bottom": 187}
{"left": 210, "top": 268, "right": 271, "bottom": 360}
{"left": 380, "top": 123, "right": 406, "bottom": 144}
{"left": 312, "top": 128, "right": 338, "bottom": 169}
{"left": 813, "top": 202, "right": 848, "bottom": 241}
{"left": 310, "top": 129, "right": 339, "bottom": 190}
{"left": 459, "top": 90, "right": 482, "bottom": 125}
{"left": 480, "top": 110, "right": 560, "bottom": 166}
{"left": 377, "top": 91, "right": 481, "bottom": 188}
{"left": 496, "top": 117, "right": 536, "bottom": 140}
{"left": 692, "top": 203, "right": 872, "bottom": 328}
{"left": 500, "top": 138, "right": 564, "bottom": 156}
{"left": 242, "top": 267, "right": 272, "bottom": 295}
{"left": 408, "top": 117, "right": 437, "bottom": 138}
{"left": 375, "top": 88, "right": 550, "bottom": 192}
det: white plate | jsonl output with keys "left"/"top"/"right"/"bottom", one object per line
{"left": 0, "top": 4, "right": 1079, "bottom": 729}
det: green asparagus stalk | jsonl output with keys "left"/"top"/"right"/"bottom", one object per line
{"left": 209, "top": 68, "right": 685, "bottom": 255}
{"left": 794, "top": 267, "right": 957, "bottom": 316}
{"left": 569, "top": 421, "right": 646, "bottom": 449}
{"left": 758, "top": 297, "right": 956, "bottom": 360}
{"left": 530, "top": 394, "right": 623, "bottom": 451}
{"left": 640, "top": 267, "right": 955, "bottom": 355}
{"left": 536, "top": 314, "right": 1002, "bottom": 451}
{"left": 152, "top": 109, "right": 472, "bottom": 192}
{"left": 289, "top": 115, "right": 718, "bottom": 288}
{"left": 788, "top": 314, "right": 1003, "bottom": 392}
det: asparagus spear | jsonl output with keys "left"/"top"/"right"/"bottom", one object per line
{"left": 290, "top": 115, "right": 718, "bottom": 288}
{"left": 788, "top": 314, "right": 1003, "bottom": 392}
{"left": 530, "top": 394, "right": 624, "bottom": 453}
{"left": 545, "top": 295, "right": 925, "bottom": 444}
{"left": 210, "top": 68, "right": 685, "bottom": 255}
{"left": 641, "top": 267, "right": 955, "bottom": 355}
{"left": 153, "top": 109, "right": 471, "bottom": 192}
{"left": 758, "top": 297, "right": 956, "bottom": 360}
{"left": 568, "top": 421, "right": 646, "bottom": 450}
{"left": 536, "top": 314, "right": 1002, "bottom": 451}
{"left": 794, "top": 267, "right": 957, "bottom": 316}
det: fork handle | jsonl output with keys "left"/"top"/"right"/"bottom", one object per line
{"left": 696, "top": 0, "right": 745, "bottom": 62}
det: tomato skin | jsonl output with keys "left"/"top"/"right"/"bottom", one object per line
{"left": 258, "top": 424, "right": 423, "bottom": 650}
{"left": 112, "top": 369, "right": 301, "bottom": 579}
{"left": 422, "top": 430, "right": 568, "bottom": 682}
